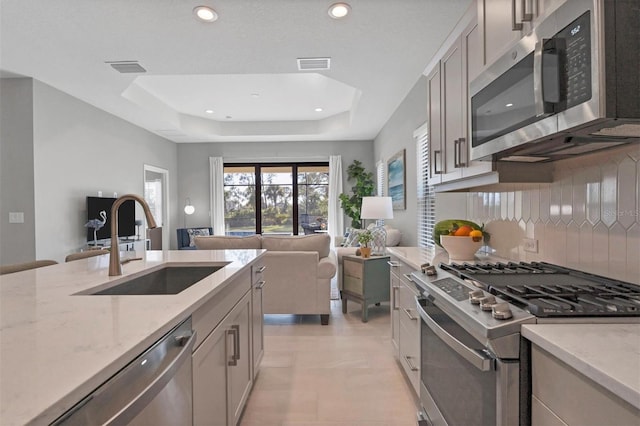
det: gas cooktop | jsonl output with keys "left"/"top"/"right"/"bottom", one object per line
{"left": 439, "top": 261, "right": 640, "bottom": 317}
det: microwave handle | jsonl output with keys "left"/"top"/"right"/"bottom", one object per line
{"left": 521, "top": 0, "right": 533, "bottom": 22}
{"left": 511, "top": 0, "right": 523, "bottom": 30}
{"left": 534, "top": 39, "right": 560, "bottom": 117}
{"left": 433, "top": 150, "right": 442, "bottom": 174}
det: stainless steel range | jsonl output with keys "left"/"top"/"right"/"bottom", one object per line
{"left": 411, "top": 261, "right": 640, "bottom": 426}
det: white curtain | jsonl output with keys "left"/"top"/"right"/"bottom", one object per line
{"left": 328, "top": 155, "right": 344, "bottom": 241}
{"left": 209, "top": 157, "right": 225, "bottom": 235}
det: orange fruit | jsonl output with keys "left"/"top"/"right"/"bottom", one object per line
{"left": 454, "top": 225, "right": 473, "bottom": 236}
{"left": 470, "top": 229, "right": 483, "bottom": 241}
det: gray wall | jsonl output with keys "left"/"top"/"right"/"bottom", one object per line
{"left": 0, "top": 78, "right": 179, "bottom": 264}
{"left": 0, "top": 78, "right": 36, "bottom": 264}
{"left": 373, "top": 76, "right": 466, "bottom": 246}
{"left": 176, "top": 140, "right": 375, "bottom": 242}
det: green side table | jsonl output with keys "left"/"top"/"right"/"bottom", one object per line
{"left": 341, "top": 254, "right": 391, "bottom": 322}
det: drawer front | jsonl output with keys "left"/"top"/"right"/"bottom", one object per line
{"left": 343, "top": 275, "right": 363, "bottom": 294}
{"left": 192, "top": 269, "right": 251, "bottom": 350}
{"left": 398, "top": 282, "right": 420, "bottom": 332}
{"left": 343, "top": 258, "right": 363, "bottom": 279}
{"left": 399, "top": 318, "right": 420, "bottom": 395}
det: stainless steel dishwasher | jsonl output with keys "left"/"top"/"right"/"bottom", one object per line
{"left": 52, "top": 317, "right": 195, "bottom": 426}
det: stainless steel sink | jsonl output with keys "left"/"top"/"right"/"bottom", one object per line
{"left": 86, "top": 266, "right": 222, "bottom": 295}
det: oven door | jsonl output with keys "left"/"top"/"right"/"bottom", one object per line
{"left": 416, "top": 296, "right": 520, "bottom": 426}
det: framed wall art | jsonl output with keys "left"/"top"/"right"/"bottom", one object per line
{"left": 387, "top": 149, "right": 406, "bottom": 210}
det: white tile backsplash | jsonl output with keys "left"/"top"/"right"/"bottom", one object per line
{"left": 467, "top": 145, "right": 640, "bottom": 284}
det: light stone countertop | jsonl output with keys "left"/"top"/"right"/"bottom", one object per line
{"left": 0, "top": 249, "right": 265, "bottom": 426}
{"left": 386, "top": 246, "right": 500, "bottom": 270}
{"left": 522, "top": 324, "right": 640, "bottom": 410}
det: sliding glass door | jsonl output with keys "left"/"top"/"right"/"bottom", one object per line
{"left": 223, "top": 163, "right": 329, "bottom": 235}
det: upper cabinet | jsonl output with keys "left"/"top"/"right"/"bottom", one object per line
{"left": 426, "top": 7, "right": 493, "bottom": 188}
{"left": 478, "top": 0, "right": 567, "bottom": 67}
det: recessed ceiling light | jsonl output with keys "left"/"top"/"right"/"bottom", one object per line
{"left": 194, "top": 6, "right": 218, "bottom": 22}
{"left": 250, "top": 93, "right": 260, "bottom": 98}
{"left": 205, "top": 109, "right": 214, "bottom": 114}
{"left": 505, "top": 103, "right": 514, "bottom": 107}
{"left": 328, "top": 3, "right": 351, "bottom": 19}
{"left": 226, "top": 115, "right": 233, "bottom": 119}
{"left": 315, "top": 107, "right": 323, "bottom": 112}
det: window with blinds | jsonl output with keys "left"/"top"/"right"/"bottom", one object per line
{"left": 415, "top": 122, "right": 436, "bottom": 248}
{"left": 376, "top": 160, "right": 385, "bottom": 196}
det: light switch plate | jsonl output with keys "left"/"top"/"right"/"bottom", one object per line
{"left": 523, "top": 238, "right": 538, "bottom": 253}
{"left": 9, "top": 212, "right": 24, "bottom": 223}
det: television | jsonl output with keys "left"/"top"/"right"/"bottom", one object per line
{"left": 86, "top": 196, "right": 136, "bottom": 242}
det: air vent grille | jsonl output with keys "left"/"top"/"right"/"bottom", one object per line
{"left": 297, "top": 57, "right": 331, "bottom": 71}
{"left": 107, "top": 61, "right": 147, "bottom": 73}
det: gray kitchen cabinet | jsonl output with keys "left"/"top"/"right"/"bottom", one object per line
{"left": 389, "top": 255, "right": 421, "bottom": 396}
{"left": 251, "top": 264, "right": 266, "bottom": 379}
{"left": 427, "top": 9, "right": 492, "bottom": 188}
{"left": 478, "top": 0, "right": 538, "bottom": 66}
{"left": 192, "top": 269, "right": 255, "bottom": 426}
{"left": 478, "top": 0, "right": 568, "bottom": 68}
{"left": 531, "top": 344, "right": 639, "bottom": 425}
{"left": 427, "top": 63, "right": 443, "bottom": 185}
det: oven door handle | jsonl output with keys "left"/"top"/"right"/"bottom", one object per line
{"left": 416, "top": 298, "right": 495, "bottom": 372}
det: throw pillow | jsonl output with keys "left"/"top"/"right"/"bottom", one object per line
{"left": 187, "top": 228, "right": 211, "bottom": 247}
{"left": 344, "top": 229, "right": 363, "bottom": 247}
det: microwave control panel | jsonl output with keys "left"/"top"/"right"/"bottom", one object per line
{"left": 558, "top": 11, "right": 592, "bottom": 108}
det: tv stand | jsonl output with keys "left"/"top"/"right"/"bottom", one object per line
{"left": 84, "top": 238, "right": 149, "bottom": 252}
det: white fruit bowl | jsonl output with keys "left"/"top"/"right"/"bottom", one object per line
{"left": 440, "top": 235, "right": 483, "bottom": 261}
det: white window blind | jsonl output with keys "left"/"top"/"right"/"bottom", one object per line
{"left": 415, "top": 122, "right": 436, "bottom": 248}
{"left": 376, "top": 160, "right": 385, "bottom": 196}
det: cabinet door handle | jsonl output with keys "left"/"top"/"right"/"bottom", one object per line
{"left": 403, "top": 307, "right": 418, "bottom": 321}
{"left": 256, "top": 266, "right": 266, "bottom": 273}
{"left": 402, "top": 273, "right": 414, "bottom": 283}
{"left": 227, "top": 325, "right": 240, "bottom": 366}
{"left": 521, "top": 0, "right": 533, "bottom": 22}
{"left": 392, "top": 285, "right": 400, "bottom": 310}
{"left": 433, "top": 150, "right": 442, "bottom": 174}
{"left": 458, "top": 138, "right": 467, "bottom": 167}
{"left": 453, "top": 139, "right": 459, "bottom": 168}
{"left": 403, "top": 355, "right": 419, "bottom": 371}
{"left": 511, "top": 0, "right": 523, "bottom": 30}
{"left": 255, "top": 280, "right": 266, "bottom": 289}
{"left": 387, "top": 261, "right": 401, "bottom": 267}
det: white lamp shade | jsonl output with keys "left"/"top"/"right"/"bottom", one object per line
{"left": 360, "top": 196, "right": 393, "bottom": 219}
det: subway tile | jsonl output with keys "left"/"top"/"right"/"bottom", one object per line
{"left": 500, "top": 192, "right": 508, "bottom": 220}
{"left": 507, "top": 191, "right": 515, "bottom": 221}
{"left": 522, "top": 190, "right": 531, "bottom": 222}
{"left": 608, "top": 223, "right": 627, "bottom": 281}
{"left": 592, "top": 222, "right": 610, "bottom": 275}
{"left": 530, "top": 187, "right": 540, "bottom": 223}
{"left": 561, "top": 177, "right": 573, "bottom": 224}
{"left": 626, "top": 224, "right": 640, "bottom": 283}
{"left": 617, "top": 156, "right": 637, "bottom": 229}
{"left": 601, "top": 162, "right": 618, "bottom": 227}
{"left": 515, "top": 191, "right": 522, "bottom": 221}
{"left": 585, "top": 167, "right": 601, "bottom": 225}
{"left": 572, "top": 169, "right": 587, "bottom": 226}
{"left": 579, "top": 223, "right": 594, "bottom": 273}
{"left": 549, "top": 181, "right": 562, "bottom": 224}
{"left": 539, "top": 185, "right": 550, "bottom": 223}
{"left": 566, "top": 222, "right": 580, "bottom": 269}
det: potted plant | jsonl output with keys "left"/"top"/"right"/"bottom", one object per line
{"left": 357, "top": 230, "right": 374, "bottom": 258}
{"left": 339, "top": 160, "right": 375, "bottom": 229}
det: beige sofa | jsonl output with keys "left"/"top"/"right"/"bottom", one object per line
{"left": 194, "top": 234, "right": 337, "bottom": 325}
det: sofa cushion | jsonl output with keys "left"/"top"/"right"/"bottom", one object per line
{"left": 187, "top": 228, "right": 211, "bottom": 247}
{"left": 385, "top": 226, "right": 402, "bottom": 246}
{"left": 262, "top": 234, "right": 330, "bottom": 258}
{"left": 194, "top": 235, "right": 262, "bottom": 250}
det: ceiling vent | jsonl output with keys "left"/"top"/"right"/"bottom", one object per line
{"left": 297, "top": 57, "right": 331, "bottom": 71}
{"left": 107, "top": 61, "right": 147, "bottom": 73}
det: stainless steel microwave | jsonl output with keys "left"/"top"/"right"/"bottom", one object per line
{"left": 470, "top": 0, "right": 640, "bottom": 162}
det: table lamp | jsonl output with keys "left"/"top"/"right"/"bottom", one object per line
{"left": 360, "top": 196, "right": 393, "bottom": 255}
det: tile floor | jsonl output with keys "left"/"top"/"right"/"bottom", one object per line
{"left": 239, "top": 299, "right": 419, "bottom": 426}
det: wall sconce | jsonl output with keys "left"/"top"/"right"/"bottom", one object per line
{"left": 184, "top": 198, "right": 195, "bottom": 227}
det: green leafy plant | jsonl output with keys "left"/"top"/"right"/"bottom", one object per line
{"left": 339, "top": 160, "right": 375, "bottom": 229}
{"left": 356, "top": 230, "right": 373, "bottom": 247}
